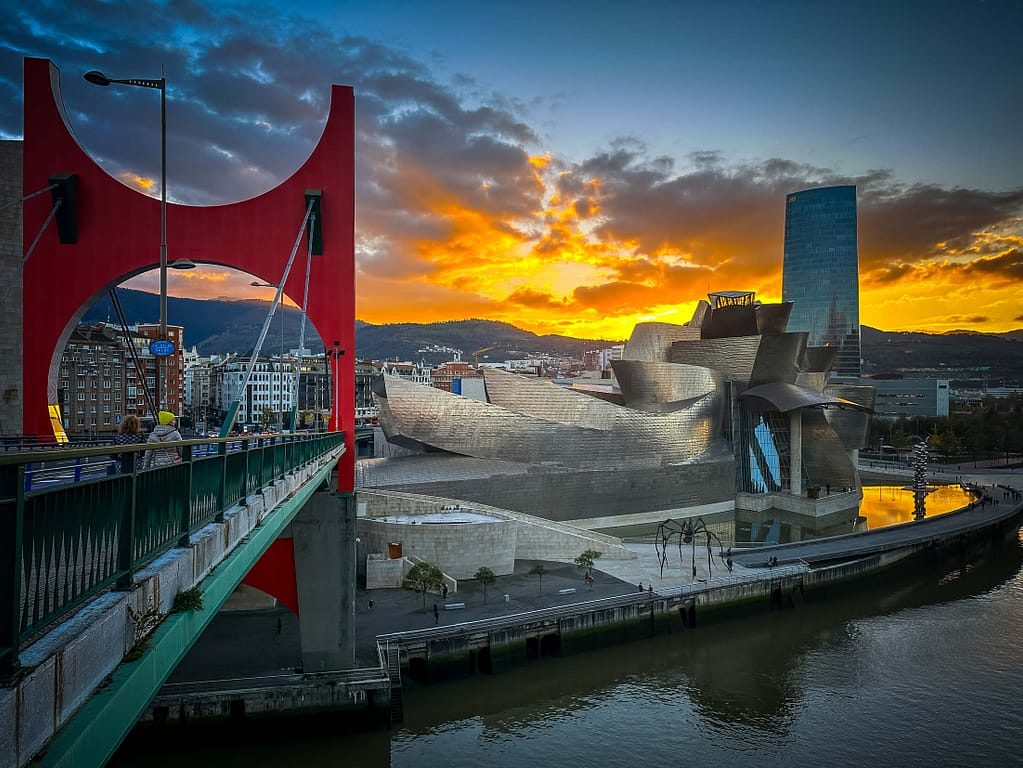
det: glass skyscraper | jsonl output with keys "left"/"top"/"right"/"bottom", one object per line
{"left": 782, "top": 185, "right": 861, "bottom": 377}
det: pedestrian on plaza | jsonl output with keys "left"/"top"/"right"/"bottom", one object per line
{"left": 109, "top": 414, "right": 145, "bottom": 474}
{"left": 638, "top": 582, "right": 643, "bottom": 592}
{"left": 442, "top": 584, "right": 448, "bottom": 599}
{"left": 145, "top": 411, "right": 183, "bottom": 468}
{"left": 726, "top": 557, "right": 733, "bottom": 573}
{"left": 647, "top": 585, "right": 653, "bottom": 594}
{"left": 433, "top": 603, "right": 439, "bottom": 624}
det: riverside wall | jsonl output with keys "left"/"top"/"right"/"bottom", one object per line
{"left": 136, "top": 495, "right": 1023, "bottom": 728}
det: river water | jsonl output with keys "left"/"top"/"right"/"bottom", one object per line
{"left": 116, "top": 504, "right": 1023, "bottom": 767}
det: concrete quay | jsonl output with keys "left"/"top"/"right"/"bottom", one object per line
{"left": 149, "top": 468, "right": 1023, "bottom": 729}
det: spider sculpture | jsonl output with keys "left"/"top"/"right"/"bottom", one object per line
{"left": 655, "top": 517, "right": 726, "bottom": 580}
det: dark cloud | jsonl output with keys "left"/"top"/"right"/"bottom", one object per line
{"left": 945, "top": 315, "right": 991, "bottom": 324}
{"left": 960, "top": 248, "right": 1023, "bottom": 281}
{"left": 2, "top": 2, "right": 545, "bottom": 255}
{"left": 857, "top": 185, "right": 1023, "bottom": 269}
{"left": 551, "top": 139, "right": 1023, "bottom": 299}
{"left": 4, "top": 2, "right": 1022, "bottom": 331}
{"left": 504, "top": 287, "right": 567, "bottom": 310}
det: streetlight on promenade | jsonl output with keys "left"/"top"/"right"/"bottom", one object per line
{"left": 84, "top": 68, "right": 194, "bottom": 412}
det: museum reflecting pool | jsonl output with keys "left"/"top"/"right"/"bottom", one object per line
{"left": 858, "top": 484, "right": 973, "bottom": 528}
{"left": 732, "top": 484, "right": 975, "bottom": 545}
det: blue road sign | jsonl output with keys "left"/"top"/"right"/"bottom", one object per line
{"left": 149, "top": 339, "right": 175, "bottom": 357}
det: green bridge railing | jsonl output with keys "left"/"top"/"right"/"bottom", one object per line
{"left": 0, "top": 431, "right": 345, "bottom": 679}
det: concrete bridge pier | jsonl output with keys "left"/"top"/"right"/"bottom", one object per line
{"left": 292, "top": 489, "right": 357, "bottom": 671}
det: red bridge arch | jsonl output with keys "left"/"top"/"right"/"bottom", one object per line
{"left": 21, "top": 57, "right": 355, "bottom": 492}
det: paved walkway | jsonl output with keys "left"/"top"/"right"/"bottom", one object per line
{"left": 169, "top": 549, "right": 741, "bottom": 678}
{"left": 167, "top": 464, "right": 1023, "bottom": 680}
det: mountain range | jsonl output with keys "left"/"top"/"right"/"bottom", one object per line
{"left": 84, "top": 289, "right": 1023, "bottom": 384}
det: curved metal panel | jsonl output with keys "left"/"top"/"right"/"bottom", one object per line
{"left": 700, "top": 304, "right": 760, "bottom": 339}
{"left": 612, "top": 360, "right": 722, "bottom": 412}
{"left": 800, "top": 409, "right": 858, "bottom": 490}
{"left": 754, "top": 302, "right": 794, "bottom": 335}
{"left": 670, "top": 336, "right": 762, "bottom": 383}
{"left": 802, "top": 346, "right": 839, "bottom": 376}
{"left": 740, "top": 381, "right": 871, "bottom": 414}
{"left": 375, "top": 370, "right": 725, "bottom": 468}
{"left": 824, "top": 383, "right": 876, "bottom": 450}
{"left": 623, "top": 321, "right": 701, "bottom": 362}
{"left": 750, "top": 333, "right": 806, "bottom": 386}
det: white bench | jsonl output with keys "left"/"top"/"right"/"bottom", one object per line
{"left": 444, "top": 602, "right": 466, "bottom": 610}
{"left": 558, "top": 588, "right": 577, "bottom": 595}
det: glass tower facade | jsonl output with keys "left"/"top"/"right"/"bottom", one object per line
{"left": 782, "top": 185, "right": 861, "bottom": 377}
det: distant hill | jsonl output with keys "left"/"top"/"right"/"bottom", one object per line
{"left": 860, "top": 325, "right": 1023, "bottom": 383}
{"left": 85, "top": 289, "right": 320, "bottom": 356}
{"left": 84, "top": 290, "right": 1023, "bottom": 383}
{"left": 83, "top": 290, "right": 617, "bottom": 362}
{"left": 355, "top": 318, "right": 617, "bottom": 364}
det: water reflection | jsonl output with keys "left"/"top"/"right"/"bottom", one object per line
{"left": 735, "top": 485, "right": 975, "bottom": 545}
{"left": 113, "top": 535, "right": 1023, "bottom": 768}
{"left": 400, "top": 536, "right": 1023, "bottom": 737}
{"left": 859, "top": 484, "right": 971, "bottom": 528}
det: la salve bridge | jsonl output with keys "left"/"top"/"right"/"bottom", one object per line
{"left": 4, "top": 53, "right": 359, "bottom": 768}
{"left": 1, "top": 434, "right": 359, "bottom": 767}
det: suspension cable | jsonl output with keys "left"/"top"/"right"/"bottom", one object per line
{"left": 109, "top": 289, "right": 158, "bottom": 418}
{"left": 290, "top": 211, "right": 315, "bottom": 429}
{"left": 0, "top": 199, "right": 61, "bottom": 305}
{"left": 221, "top": 197, "right": 316, "bottom": 436}
{"left": 0, "top": 182, "right": 59, "bottom": 211}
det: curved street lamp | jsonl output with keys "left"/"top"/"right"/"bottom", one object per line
{"left": 84, "top": 68, "right": 190, "bottom": 412}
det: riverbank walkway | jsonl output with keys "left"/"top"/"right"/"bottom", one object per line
{"left": 166, "top": 465, "right": 1023, "bottom": 681}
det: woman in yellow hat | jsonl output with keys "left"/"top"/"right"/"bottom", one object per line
{"left": 145, "top": 410, "right": 182, "bottom": 468}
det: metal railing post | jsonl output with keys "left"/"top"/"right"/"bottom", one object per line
{"left": 0, "top": 464, "right": 25, "bottom": 680}
{"left": 116, "top": 449, "right": 140, "bottom": 589}
{"left": 178, "top": 443, "right": 194, "bottom": 547}
{"left": 215, "top": 440, "right": 227, "bottom": 523}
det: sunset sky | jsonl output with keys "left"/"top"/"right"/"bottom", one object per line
{"left": 3, "top": 0, "right": 1021, "bottom": 341}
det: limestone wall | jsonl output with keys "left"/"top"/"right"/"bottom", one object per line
{"left": 357, "top": 490, "right": 636, "bottom": 581}
{"left": 0, "top": 142, "right": 23, "bottom": 439}
{"left": 360, "top": 515, "right": 515, "bottom": 579}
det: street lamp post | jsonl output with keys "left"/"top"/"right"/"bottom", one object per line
{"left": 84, "top": 68, "right": 194, "bottom": 413}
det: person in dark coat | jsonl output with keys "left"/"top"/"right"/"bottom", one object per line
{"left": 109, "top": 414, "right": 145, "bottom": 474}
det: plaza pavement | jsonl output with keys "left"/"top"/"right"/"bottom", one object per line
{"left": 166, "top": 462, "right": 1021, "bottom": 680}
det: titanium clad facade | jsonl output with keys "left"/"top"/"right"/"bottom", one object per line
{"left": 375, "top": 370, "right": 726, "bottom": 469}
{"left": 362, "top": 292, "right": 874, "bottom": 524}
{"left": 783, "top": 185, "right": 861, "bottom": 377}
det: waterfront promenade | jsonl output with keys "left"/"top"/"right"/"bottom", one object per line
{"left": 165, "top": 464, "right": 1022, "bottom": 684}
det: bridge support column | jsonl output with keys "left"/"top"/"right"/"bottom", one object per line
{"left": 292, "top": 488, "right": 356, "bottom": 671}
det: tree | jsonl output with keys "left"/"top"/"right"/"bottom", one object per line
{"left": 474, "top": 566, "right": 496, "bottom": 603}
{"left": 259, "top": 406, "right": 275, "bottom": 430}
{"left": 574, "top": 549, "right": 602, "bottom": 577}
{"left": 529, "top": 562, "right": 545, "bottom": 595}
{"left": 403, "top": 562, "right": 444, "bottom": 611}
